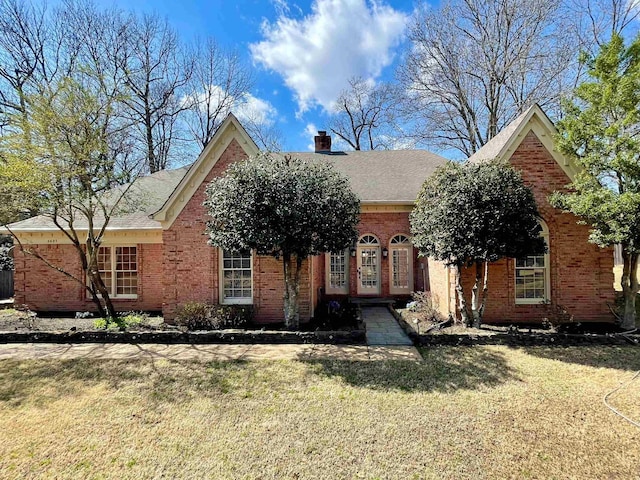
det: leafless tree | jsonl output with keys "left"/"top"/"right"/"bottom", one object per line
{"left": 398, "top": 0, "right": 580, "bottom": 157}
{"left": 329, "top": 77, "right": 399, "bottom": 151}
{"left": 575, "top": 0, "right": 640, "bottom": 48}
{"left": 184, "top": 37, "right": 254, "bottom": 148}
{"left": 119, "top": 13, "right": 193, "bottom": 173}
{"left": 0, "top": 0, "right": 52, "bottom": 131}
{"left": 240, "top": 109, "right": 284, "bottom": 151}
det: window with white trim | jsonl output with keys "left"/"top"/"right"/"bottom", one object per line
{"left": 220, "top": 250, "right": 253, "bottom": 304}
{"left": 515, "top": 221, "right": 549, "bottom": 304}
{"left": 325, "top": 249, "right": 349, "bottom": 294}
{"left": 389, "top": 234, "right": 413, "bottom": 294}
{"left": 93, "top": 246, "right": 138, "bottom": 298}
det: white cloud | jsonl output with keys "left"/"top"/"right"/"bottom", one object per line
{"left": 185, "top": 85, "right": 278, "bottom": 126}
{"left": 305, "top": 123, "right": 318, "bottom": 151}
{"left": 250, "top": 0, "right": 407, "bottom": 113}
{"left": 235, "top": 92, "right": 278, "bottom": 126}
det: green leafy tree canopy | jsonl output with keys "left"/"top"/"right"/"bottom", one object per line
{"left": 204, "top": 152, "right": 360, "bottom": 328}
{"left": 411, "top": 160, "right": 545, "bottom": 327}
{"left": 551, "top": 33, "right": 640, "bottom": 330}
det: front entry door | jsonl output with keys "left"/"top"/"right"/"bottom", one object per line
{"left": 357, "top": 235, "right": 381, "bottom": 295}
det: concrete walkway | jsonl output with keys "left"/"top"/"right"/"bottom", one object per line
{"left": 0, "top": 342, "right": 422, "bottom": 362}
{"left": 361, "top": 306, "right": 414, "bottom": 346}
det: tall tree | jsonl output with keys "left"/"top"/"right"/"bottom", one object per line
{"left": 120, "top": 13, "right": 192, "bottom": 173}
{"left": 0, "top": 0, "right": 54, "bottom": 133}
{"left": 398, "top": 0, "right": 578, "bottom": 157}
{"left": 0, "top": 76, "right": 142, "bottom": 321}
{"left": 550, "top": 34, "right": 640, "bottom": 331}
{"left": 411, "top": 161, "right": 545, "bottom": 327}
{"left": 184, "top": 38, "right": 254, "bottom": 149}
{"left": 204, "top": 153, "right": 360, "bottom": 329}
{"left": 329, "top": 77, "right": 398, "bottom": 151}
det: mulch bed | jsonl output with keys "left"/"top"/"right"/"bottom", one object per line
{"left": 391, "top": 307, "right": 640, "bottom": 347}
{"left": 0, "top": 311, "right": 366, "bottom": 345}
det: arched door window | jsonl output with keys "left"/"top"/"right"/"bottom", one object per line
{"left": 357, "top": 235, "right": 380, "bottom": 295}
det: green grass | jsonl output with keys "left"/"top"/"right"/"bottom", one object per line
{"left": 0, "top": 346, "right": 639, "bottom": 479}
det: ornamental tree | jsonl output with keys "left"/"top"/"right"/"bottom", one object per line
{"left": 550, "top": 34, "right": 640, "bottom": 330}
{"left": 410, "top": 161, "right": 545, "bottom": 327}
{"left": 204, "top": 153, "right": 360, "bottom": 329}
{"left": 0, "top": 76, "right": 143, "bottom": 321}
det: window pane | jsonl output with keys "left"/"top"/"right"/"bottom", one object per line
{"left": 392, "top": 248, "right": 409, "bottom": 288}
{"left": 114, "top": 247, "right": 137, "bottom": 296}
{"left": 222, "top": 250, "right": 252, "bottom": 301}
{"left": 329, "top": 250, "right": 347, "bottom": 289}
{"left": 97, "top": 247, "right": 111, "bottom": 272}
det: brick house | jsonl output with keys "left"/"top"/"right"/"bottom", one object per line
{"left": 4, "top": 105, "right": 615, "bottom": 324}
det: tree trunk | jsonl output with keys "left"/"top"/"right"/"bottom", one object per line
{"left": 477, "top": 261, "right": 489, "bottom": 328}
{"left": 620, "top": 249, "right": 638, "bottom": 331}
{"left": 471, "top": 261, "right": 481, "bottom": 327}
{"left": 87, "top": 263, "right": 117, "bottom": 320}
{"left": 282, "top": 253, "right": 302, "bottom": 329}
{"left": 454, "top": 264, "right": 471, "bottom": 326}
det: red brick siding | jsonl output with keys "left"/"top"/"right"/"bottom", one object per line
{"left": 313, "top": 212, "right": 422, "bottom": 299}
{"left": 456, "top": 131, "right": 615, "bottom": 323}
{"left": 161, "top": 138, "right": 311, "bottom": 323}
{"left": 13, "top": 242, "right": 163, "bottom": 312}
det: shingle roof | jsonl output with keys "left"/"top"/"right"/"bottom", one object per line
{"left": 5, "top": 165, "right": 189, "bottom": 231}
{"left": 467, "top": 105, "right": 536, "bottom": 164}
{"left": 5, "top": 148, "right": 447, "bottom": 232}
{"left": 280, "top": 150, "right": 448, "bottom": 203}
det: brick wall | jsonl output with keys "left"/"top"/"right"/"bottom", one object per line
{"left": 455, "top": 130, "right": 615, "bottom": 323}
{"left": 161, "top": 138, "right": 311, "bottom": 323}
{"left": 316, "top": 212, "right": 423, "bottom": 299}
{"left": 14, "top": 242, "right": 163, "bottom": 313}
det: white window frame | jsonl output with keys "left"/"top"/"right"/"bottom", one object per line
{"left": 389, "top": 234, "right": 413, "bottom": 295}
{"left": 88, "top": 245, "right": 138, "bottom": 299}
{"left": 515, "top": 220, "right": 550, "bottom": 305}
{"left": 219, "top": 249, "right": 254, "bottom": 305}
{"left": 325, "top": 249, "right": 349, "bottom": 295}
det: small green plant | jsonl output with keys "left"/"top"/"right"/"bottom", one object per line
{"left": 94, "top": 312, "right": 145, "bottom": 331}
{"left": 174, "top": 302, "right": 253, "bottom": 330}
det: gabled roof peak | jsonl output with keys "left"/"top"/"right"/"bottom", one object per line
{"left": 468, "top": 104, "right": 549, "bottom": 164}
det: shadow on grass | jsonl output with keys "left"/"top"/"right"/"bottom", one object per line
{"left": 305, "top": 346, "right": 518, "bottom": 392}
{"left": 0, "top": 347, "right": 520, "bottom": 407}
{"left": 520, "top": 345, "right": 640, "bottom": 371}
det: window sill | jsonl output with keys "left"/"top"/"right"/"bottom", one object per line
{"left": 221, "top": 298, "right": 253, "bottom": 305}
{"left": 515, "top": 299, "right": 547, "bottom": 305}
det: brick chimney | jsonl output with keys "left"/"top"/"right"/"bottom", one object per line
{"left": 314, "top": 130, "right": 331, "bottom": 153}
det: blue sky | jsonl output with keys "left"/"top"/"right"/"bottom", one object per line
{"left": 92, "top": 0, "right": 419, "bottom": 151}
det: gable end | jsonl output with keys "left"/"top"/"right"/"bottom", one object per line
{"left": 152, "top": 115, "right": 259, "bottom": 228}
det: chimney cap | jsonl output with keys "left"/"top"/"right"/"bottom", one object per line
{"left": 318, "top": 130, "right": 327, "bottom": 136}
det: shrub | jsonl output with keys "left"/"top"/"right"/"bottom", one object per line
{"left": 174, "top": 302, "right": 253, "bottom": 330}
{"left": 312, "top": 299, "right": 359, "bottom": 330}
{"left": 541, "top": 302, "right": 575, "bottom": 331}
{"left": 94, "top": 312, "right": 145, "bottom": 331}
{"left": 408, "top": 291, "right": 443, "bottom": 323}
{"left": 0, "top": 244, "right": 13, "bottom": 271}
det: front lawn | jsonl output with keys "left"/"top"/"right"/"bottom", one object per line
{"left": 1, "top": 346, "right": 639, "bottom": 479}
